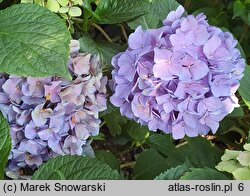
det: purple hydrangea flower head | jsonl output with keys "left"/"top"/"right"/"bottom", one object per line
{"left": 110, "top": 5, "right": 245, "bottom": 140}
{"left": 0, "top": 40, "right": 107, "bottom": 170}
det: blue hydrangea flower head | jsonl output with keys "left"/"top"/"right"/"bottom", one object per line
{"left": 110, "top": 6, "right": 245, "bottom": 139}
{"left": 0, "top": 40, "right": 107, "bottom": 171}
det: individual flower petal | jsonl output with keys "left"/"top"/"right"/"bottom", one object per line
{"left": 31, "top": 104, "right": 52, "bottom": 126}
{"left": 44, "top": 81, "right": 61, "bottom": 103}
{"left": 163, "top": 5, "right": 185, "bottom": 24}
{"left": 72, "top": 54, "right": 91, "bottom": 75}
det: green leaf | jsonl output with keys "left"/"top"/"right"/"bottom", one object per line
{"left": 79, "top": 34, "right": 97, "bottom": 53}
{"left": 236, "top": 151, "right": 250, "bottom": 167}
{"left": 216, "top": 159, "right": 243, "bottom": 173}
{"left": 133, "top": 149, "right": 168, "bottom": 179}
{"left": 248, "top": 12, "right": 250, "bottom": 25}
{"left": 99, "top": 101, "right": 116, "bottom": 118}
{"left": 68, "top": 6, "right": 82, "bottom": 17}
{"left": 233, "top": 0, "right": 246, "bottom": 18}
{"left": 95, "top": 150, "right": 120, "bottom": 171}
{"left": 83, "top": 0, "right": 100, "bottom": 21}
{"left": 126, "top": 121, "right": 149, "bottom": 144}
{"left": 228, "top": 107, "right": 244, "bottom": 117}
{"left": 51, "top": 170, "right": 66, "bottom": 180}
{"left": 167, "top": 137, "right": 223, "bottom": 168}
{"left": 95, "top": 41, "right": 125, "bottom": 71}
{"left": 221, "top": 149, "right": 241, "bottom": 161}
{"left": 32, "top": 155, "right": 121, "bottom": 180}
{"left": 0, "top": 112, "right": 11, "bottom": 179}
{"left": 155, "top": 159, "right": 192, "bottom": 180}
{"left": 0, "top": 4, "right": 71, "bottom": 79}
{"left": 94, "top": 0, "right": 149, "bottom": 24}
{"left": 216, "top": 117, "right": 244, "bottom": 149}
{"left": 216, "top": 149, "right": 244, "bottom": 174}
{"left": 145, "top": 133, "right": 175, "bottom": 157}
{"left": 103, "top": 109, "right": 128, "bottom": 137}
{"left": 79, "top": 34, "right": 124, "bottom": 68}
{"left": 232, "top": 167, "right": 250, "bottom": 180}
{"left": 181, "top": 168, "right": 230, "bottom": 180}
{"left": 90, "top": 132, "right": 105, "bottom": 141}
{"left": 239, "top": 66, "right": 250, "bottom": 109}
{"left": 217, "top": 118, "right": 235, "bottom": 135}
{"left": 244, "top": 143, "right": 250, "bottom": 151}
{"left": 128, "top": 0, "right": 180, "bottom": 30}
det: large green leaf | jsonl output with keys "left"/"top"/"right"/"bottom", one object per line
{"left": 133, "top": 149, "right": 168, "bottom": 179}
{"left": 239, "top": 66, "right": 250, "bottom": 109}
{"left": 79, "top": 34, "right": 124, "bottom": 69}
{"left": 93, "top": 0, "right": 149, "bottom": 24}
{"left": 180, "top": 168, "right": 230, "bottom": 180}
{"left": 32, "top": 155, "right": 121, "bottom": 180}
{"left": 167, "top": 137, "right": 223, "bottom": 168}
{"left": 126, "top": 121, "right": 149, "bottom": 144}
{"left": 155, "top": 159, "right": 192, "bottom": 180}
{"left": 103, "top": 109, "right": 128, "bottom": 137}
{"left": 128, "top": 0, "right": 180, "bottom": 30}
{"left": 145, "top": 133, "right": 175, "bottom": 157}
{"left": 0, "top": 112, "right": 11, "bottom": 179}
{"left": 216, "top": 116, "right": 245, "bottom": 149}
{"left": 95, "top": 150, "right": 120, "bottom": 172}
{"left": 228, "top": 107, "right": 244, "bottom": 117}
{"left": 233, "top": 0, "right": 246, "bottom": 18}
{"left": 99, "top": 101, "right": 116, "bottom": 118}
{"left": 0, "top": 4, "right": 71, "bottom": 79}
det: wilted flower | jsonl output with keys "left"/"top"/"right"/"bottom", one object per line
{"left": 110, "top": 6, "right": 245, "bottom": 139}
{"left": 0, "top": 40, "right": 107, "bottom": 170}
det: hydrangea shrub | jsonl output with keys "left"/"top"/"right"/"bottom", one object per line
{"left": 110, "top": 6, "right": 245, "bottom": 139}
{"left": 0, "top": 40, "right": 107, "bottom": 170}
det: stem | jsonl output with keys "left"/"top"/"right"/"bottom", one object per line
{"left": 119, "top": 24, "right": 128, "bottom": 42}
{"left": 92, "top": 23, "right": 113, "bottom": 42}
{"left": 100, "top": 121, "right": 105, "bottom": 128}
{"left": 75, "top": 22, "right": 83, "bottom": 35}
{"left": 175, "top": 140, "right": 188, "bottom": 148}
{"left": 120, "top": 161, "right": 136, "bottom": 169}
{"left": 83, "top": 19, "right": 88, "bottom": 32}
{"left": 73, "top": 18, "right": 83, "bottom": 23}
{"left": 82, "top": 10, "right": 89, "bottom": 32}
